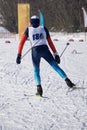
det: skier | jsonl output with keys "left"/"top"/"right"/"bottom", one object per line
{"left": 16, "top": 15, "right": 75, "bottom": 96}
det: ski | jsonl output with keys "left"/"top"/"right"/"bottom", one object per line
{"left": 24, "top": 94, "right": 49, "bottom": 99}
{"left": 66, "top": 84, "right": 86, "bottom": 95}
{"left": 67, "top": 85, "right": 77, "bottom": 92}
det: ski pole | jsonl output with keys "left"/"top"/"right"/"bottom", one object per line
{"left": 21, "top": 39, "right": 40, "bottom": 59}
{"left": 21, "top": 46, "right": 32, "bottom": 59}
{"left": 60, "top": 43, "right": 70, "bottom": 58}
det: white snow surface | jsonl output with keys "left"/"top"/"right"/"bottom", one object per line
{"left": 0, "top": 32, "right": 87, "bottom": 130}
{"left": 0, "top": 27, "right": 9, "bottom": 33}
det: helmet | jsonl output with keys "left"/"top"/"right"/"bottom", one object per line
{"left": 30, "top": 15, "right": 40, "bottom": 28}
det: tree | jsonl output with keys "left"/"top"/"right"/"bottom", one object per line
{"left": 0, "top": 0, "right": 18, "bottom": 32}
{"left": 0, "top": 0, "right": 86, "bottom": 32}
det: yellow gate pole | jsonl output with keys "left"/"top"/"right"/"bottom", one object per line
{"left": 18, "top": 3, "right": 30, "bottom": 39}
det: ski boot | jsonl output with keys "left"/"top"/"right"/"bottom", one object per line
{"left": 36, "top": 85, "right": 43, "bottom": 97}
{"left": 65, "top": 78, "right": 76, "bottom": 89}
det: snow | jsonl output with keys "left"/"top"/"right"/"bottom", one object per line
{"left": 0, "top": 32, "right": 87, "bottom": 130}
{"left": 0, "top": 27, "right": 9, "bottom": 33}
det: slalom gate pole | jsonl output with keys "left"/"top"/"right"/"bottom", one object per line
{"left": 60, "top": 43, "right": 70, "bottom": 58}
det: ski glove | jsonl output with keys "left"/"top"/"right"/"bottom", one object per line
{"left": 16, "top": 54, "right": 21, "bottom": 64}
{"left": 54, "top": 53, "right": 60, "bottom": 64}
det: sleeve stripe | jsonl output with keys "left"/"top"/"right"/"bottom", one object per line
{"left": 47, "top": 37, "right": 57, "bottom": 53}
{"left": 18, "top": 34, "right": 27, "bottom": 55}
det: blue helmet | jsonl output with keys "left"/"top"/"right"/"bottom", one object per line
{"left": 30, "top": 15, "right": 40, "bottom": 28}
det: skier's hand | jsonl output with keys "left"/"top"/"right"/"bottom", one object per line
{"left": 54, "top": 54, "right": 60, "bottom": 64}
{"left": 16, "top": 54, "right": 21, "bottom": 64}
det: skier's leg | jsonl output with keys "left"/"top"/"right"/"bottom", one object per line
{"left": 32, "top": 47, "right": 43, "bottom": 96}
{"left": 33, "top": 66, "right": 41, "bottom": 85}
{"left": 50, "top": 61, "right": 75, "bottom": 87}
{"left": 32, "top": 50, "right": 41, "bottom": 85}
{"left": 42, "top": 47, "right": 67, "bottom": 79}
{"left": 33, "top": 67, "right": 43, "bottom": 96}
{"left": 42, "top": 47, "right": 75, "bottom": 88}
{"left": 50, "top": 60, "right": 67, "bottom": 79}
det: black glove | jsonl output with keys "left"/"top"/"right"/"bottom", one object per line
{"left": 54, "top": 54, "right": 60, "bottom": 64}
{"left": 16, "top": 54, "right": 21, "bottom": 64}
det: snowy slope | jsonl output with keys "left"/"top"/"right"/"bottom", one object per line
{"left": 0, "top": 33, "right": 87, "bottom": 130}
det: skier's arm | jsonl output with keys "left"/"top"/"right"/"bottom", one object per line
{"left": 44, "top": 27, "right": 60, "bottom": 64}
{"left": 44, "top": 27, "right": 57, "bottom": 53}
{"left": 17, "top": 28, "right": 28, "bottom": 55}
{"left": 47, "top": 37, "right": 57, "bottom": 53}
{"left": 16, "top": 28, "right": 28, "bottom": 64}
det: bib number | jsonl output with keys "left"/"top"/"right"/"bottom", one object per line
{"left": 33, "top": 33, "right": 44, "bottom": 40}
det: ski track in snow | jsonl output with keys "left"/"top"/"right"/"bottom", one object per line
{"left": 0, "top": 33, "right": 87, "bottom": 130}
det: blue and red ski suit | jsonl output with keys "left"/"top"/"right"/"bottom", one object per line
{"left": 17, "top": 25, "right": 67, "bottom": 85}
